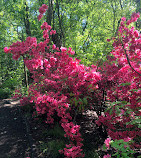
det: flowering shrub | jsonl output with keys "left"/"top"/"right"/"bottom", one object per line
{"left": 96, "top": 12, "right": 141, "bottom": 150}
{"left": 4, "top": 4, "right": 103, "bottom": 157}
{"left": 103, "top": 137, "right": 135, "bottom": 158}
{"left": 4, "top": 3, "right": 141, "bottom": 157}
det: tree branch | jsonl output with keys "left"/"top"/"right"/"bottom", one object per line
{"left": 82, "top": 12, "right": 106, "bottom": 47}
{"left": 56, "top": 0, "right": 65, "bottom": 45}
{"left": 121, "top": 41, "right": 141, "bottom": 76}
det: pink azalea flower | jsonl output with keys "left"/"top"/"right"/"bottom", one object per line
{"left": 104, "top": 138, "right": 111, "bottom": 149}
{"left": 103, "top": 154, "right": 111, "bottom": 158}
{"left": 39, "top": 7, "right": 46, "bottom": 14}
{"left": 61, "top": 47, "right": 67, "bottom": 52}
{"left": 121, "top": 17, "right": 126, "bottom": 21}
{"left": 37, "top": 14, "right": 43, "bottom": 21}
{"left": 52, "top": 44, "right": 56, "bottom": 50}
{"left": 107, "top": 39, "right": 110, "bottom": 42}
{"left": 4, "top": 47, "right": 11, "bottom": 53}
{"left": 42, "top": 4, "right": 48, "bottom": 10}
{"left": 124, "top": 137, "right": 131, "bottom": 142}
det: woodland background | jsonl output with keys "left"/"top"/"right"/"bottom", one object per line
{"left": 0, "top": 0, "right": 140, "bottom": 98}
{"left": 0, "top": 1, "right": 141, "bottom": 158}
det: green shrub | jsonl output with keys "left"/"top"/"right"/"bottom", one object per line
{"left": 0, "top": 87, "right": 11, "bottom": 99}
{"left": 39, "top": 139, "right": 65, "bottom": 158}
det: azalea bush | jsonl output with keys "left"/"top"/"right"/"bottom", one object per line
{"left": 4, "top": 4, "right": 103, "bottom": 158}
{"left": 4, "top": 4, "right": 141, "bottom": 158}
{"left": 103, "top": 137, "right": 135, "bottom": 158}
{"left": 96, "top": 12, "right": 141, "bottom": 157}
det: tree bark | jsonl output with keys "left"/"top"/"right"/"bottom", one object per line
{"left": 56, "top": 0, "right": 65, "bottom": 46}
{"left": 24, "top": 2, "right": 31, "bottom": 36}
{"left": 136, "top": 0, "right": 141, "bottom": 29}
{"left": 47, "top": 0, "right": 53, "bottom": 25}
{"left": 23, "top": 1, "right": 32, "bottom": 88}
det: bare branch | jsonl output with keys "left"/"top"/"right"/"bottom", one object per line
{"left": 121, "top": 41, "right": 141, "bottom": 76}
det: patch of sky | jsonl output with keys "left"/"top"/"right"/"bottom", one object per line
{"left": 82, "top": 19, "right": 87, "bottom": 27}
{"left": 17, "top": 26, "right": 22, "bottom": 32}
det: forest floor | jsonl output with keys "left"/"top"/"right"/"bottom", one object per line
{"left": 0, "top": 99, "right": 37, "bottom": 158}
{"left": 23, "top": 107, "right": 107, "bottom": 158}
{"left": 0, "top": 99, "right": 106, "bottom": 158}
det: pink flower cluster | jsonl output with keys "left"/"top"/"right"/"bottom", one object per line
{"left": 4, "top": 5, "right": 141, "bottom": 157}
{"left": 96, "top": 12, "right": 141, "bottom": 149}
{"left": 4, "top": 4, "right": 103, "bottom": 157}
{"left": 11, "top": 89, "right": 22, "bottom": 99}
{"left": 103, "top": 137, "right": 132, "bottom": 157}
{"left": 104, "top": 138, "right": 111, "bottom": 149}
{"left": 38, "top": 4, "right": 48, "bottom": 21}
{"left": 103, "top": 154, "right": 111, "bottom": 158}
{"left": 126, "top": 12, "right": 140, "bottom": 25}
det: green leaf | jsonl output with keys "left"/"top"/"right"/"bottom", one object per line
{"left": 103, "top": 144, "right": 107, "bottom": 150}
{"left": 69, "top": 93, "right": 74, "bottom": 96}
{"left": 121, "top": 153, "right": 128, "bottom": 157}
{"left": 88, "top": 84, "right": 92, "bottom": 88}
{"left": 78, "top": 98, "right": 83, "bottom": 104}
{"left": 83, "top": 97, "right": 88, "bottom": 105}
{"left": 112, "top": 152, "right": 119, "bottom": 156}
{"left": 129, "top": 88, "right": 141, "bottom": 92}
{"left": 118, "top": 82, "right": 131, "bottom": 87}
{"left": 74, "top": 98, "right": 78, "bottom": 107}
{"left": 109, "top": 108, "right": 113, "bottom": 115}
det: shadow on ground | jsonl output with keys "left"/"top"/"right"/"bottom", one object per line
{"left": 0, "top": 99, "right": 30, "bottom": 158}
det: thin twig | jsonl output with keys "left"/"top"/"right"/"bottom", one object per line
{"left": 121, "top": 41, "right": 141, "bottom": 76}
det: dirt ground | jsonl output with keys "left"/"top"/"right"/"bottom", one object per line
{"left": 26, "top": 108, "right": 107, "bottom": 158}
{"left": 0, "top": 99, "right": 106, "bottom": 158}
{"left": 0, "top": 99, "right": 36, "bottom": 158}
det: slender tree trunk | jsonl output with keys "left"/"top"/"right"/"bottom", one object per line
{"left": 47, "top": 0, "right": 61, "bottom": 47}
{"left": 56, "top": 0, "right": 65, "bottom": 46}
{"left": 136, "top": 0, "right": 141, "bottom": 29}
{"left": 23, "top": 57, "right": 28, "bottom": 88}
{"left": 47, "top": 0, "right": 53, "bottom": 25}
{"left": 23, "top": 1, "right": 32, "bottom": 88}
{"left": 111, "top": 2, "right": 116, "bottom": 34}
{"left": 24, "top": 2, "right": 31, "bottom": 36}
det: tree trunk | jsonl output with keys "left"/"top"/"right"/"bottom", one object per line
{"left": 23, "top": 1, "right": 32, "bottom": 88}
{"left": 136, "top": 0, "right": 141, "bottom": 29}
{"left": 24, "top": 2, "right": 31, "bottom": 36}
{"left": 56, "top": 0, "right": 65, "bottom": 46}
{"left": 47, "top": 0, "right": 53, "bottom": 25}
